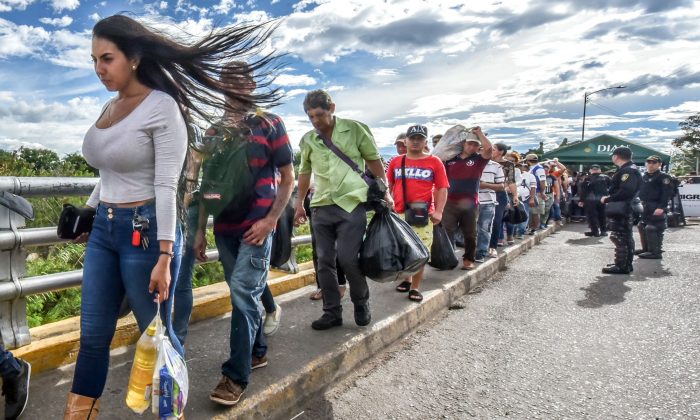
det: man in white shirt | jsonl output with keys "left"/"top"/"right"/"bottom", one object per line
{"left": 525, "top": 154, "right": 547, "bottom": 235}
{"left": 516, "top": 163, "right": 537, "bottom": 238}
{"left": 475, "top": 160, "right": 505, "bottom": 262}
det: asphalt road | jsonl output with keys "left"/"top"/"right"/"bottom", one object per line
{"left": 300, "top": 222, "right": 700, "bottom": 419}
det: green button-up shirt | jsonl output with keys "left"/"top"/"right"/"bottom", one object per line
{"left": 299, "top": 117, "right": 381, "bottom": 213}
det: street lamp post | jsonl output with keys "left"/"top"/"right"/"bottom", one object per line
{"left": 581, "top": 85, "right": 626, "bottom": 142}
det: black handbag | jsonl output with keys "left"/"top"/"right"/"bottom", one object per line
{"left": 57, "top": 204, "right": 96, "bottom": 239}
{"left": 604, "top": 200, "right": 629, "bottom": 218}
{"left": 317, "top": 132, "right": 387, "bottom": 207}
{"left": 505, "top": 202, "right": 528, "bottom": 224}
{"left": 401, "top": 156, "right": 430, "bottom": 227}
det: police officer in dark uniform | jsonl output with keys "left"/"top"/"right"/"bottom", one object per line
{"left": 578, "top": 164, "right": 611, "bottom": 237}
{"left": 635, "top": 155, "right": 674, "bottom": 259}
{"left": 600, "top": 147, "right": 642, "bottom": 274}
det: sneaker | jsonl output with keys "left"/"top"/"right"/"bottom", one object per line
{"left": 311, "top": 313, "right": 343, "bottom": 330}
{"left": 2, "top": 359, "right": 30, "bottom": 420}
{"left": 251, "top": 355, "right": 268, "bottom": 370}
{"left": 474, "top": 255, "right": 485, "bottom": 263}
{"left": 527, "top": 229, "right": 536, "bottom": 236}
{"left": 487, "top": 248, "right": 498, "bottom": 258}
{"left": 263, "top": 303, "right": 281, "bottom": 336}
{"left": 210, "top": 375, "right": 244, "bottom": 406}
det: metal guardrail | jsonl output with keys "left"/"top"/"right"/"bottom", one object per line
{"left": 0, "top": 176, "right": 311, "bottom": 349}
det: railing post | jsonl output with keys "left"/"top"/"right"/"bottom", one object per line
{"left": 0, "top": 206, "right": 31, "bottom": 348}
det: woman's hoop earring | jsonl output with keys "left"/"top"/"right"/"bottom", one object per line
{"left": 132, "top": 65, "right": 136, "bottom": 71}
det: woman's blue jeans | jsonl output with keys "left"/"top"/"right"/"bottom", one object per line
{"left": 215, "top": 232, "right": 270, "bottom": 388}
{"left": 71, "top": 203, "right": 183, "bottom": 398}
{"left": 173, "top": 204, "right": 199, "bottom": 345}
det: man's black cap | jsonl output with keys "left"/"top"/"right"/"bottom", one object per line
{"left": 590, "top": 164, "right": 601, "bottom": 169}
{"left": 645, "top": 155, "right": 662, "bottom": 163}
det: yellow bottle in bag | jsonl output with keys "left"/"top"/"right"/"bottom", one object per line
{"left": 125, "top": 321, "right": 159, "bottom": 413}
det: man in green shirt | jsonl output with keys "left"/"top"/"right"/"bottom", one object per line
{"left": 294, "top": 89, "right": 391, "bottom": 330}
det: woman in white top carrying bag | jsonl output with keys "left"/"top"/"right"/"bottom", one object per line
{"left": 66, "top": 15, "right": 282, "bottom": 419}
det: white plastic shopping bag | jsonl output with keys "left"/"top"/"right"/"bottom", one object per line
{"left": 152, "top": 335, "right": 189, "bottom": 419}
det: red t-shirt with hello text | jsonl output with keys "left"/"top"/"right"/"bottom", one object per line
{"left": 387, "top": 154, "right": 449, "bottom": 214}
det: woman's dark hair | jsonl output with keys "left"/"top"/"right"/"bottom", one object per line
{"left": 92, "top": 15, "right": 283, "bottom": 120}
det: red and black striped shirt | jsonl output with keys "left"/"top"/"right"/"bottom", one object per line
{"left": 213, "top": 112, "right": 293, "bottom": 236}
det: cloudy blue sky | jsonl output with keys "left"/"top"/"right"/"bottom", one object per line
{"left": 0, "top": 0, "right": 698, "bottom": 157}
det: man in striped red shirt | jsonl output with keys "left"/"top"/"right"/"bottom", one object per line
{"left": 195, "top": 63, "right": 295, "bottom": 407}
{"left": 442, "top": 127, "right": 493, "bottom": 270}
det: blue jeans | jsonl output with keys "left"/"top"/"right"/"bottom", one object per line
{"left": 490, "top": 191, "right": 508, "bottom": 248}
{"left": 215, "top": 232, "right": 270, "bottom": 388}
{"left": 72, "top": 203, "right": 183, "bottom": 398}
{"left": 476, "top": 203, "right": 495, "bottom": 257}
{"left": 516, "top": 202, "right": 530, "bottom": 235}
{"left": 550, "top": 200, "right": 562, "bottom": 222}
{"left": 261, "top": 284, "right": 276, "bottom": 313}
{"left": 0, "top": 345, "right": 20, "bottom": 379}
{"left": 173, "top": 203, "right": 199, "bottom": 345}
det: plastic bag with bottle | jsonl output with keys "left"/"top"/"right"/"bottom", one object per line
{"left": 125, "top": 304, "right": 163, "bottom": 414}
{"left": 431, "top": 125, "right": 479, "bottom": 162}
{"left": 152, "top": 334, "right": 189, "bottom": 419}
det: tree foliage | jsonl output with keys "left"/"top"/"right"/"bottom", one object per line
{"left": 671, "top": 113, "right": 700, "bottom": 175}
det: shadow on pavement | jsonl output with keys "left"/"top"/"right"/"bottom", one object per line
{"left": 576, "top": 275, "right": 631, "bottom": 308}
{"left": 566, "top": 236, "right": 606, "bottom": 246}
{"left": 576, "top": 260, "right": 671, "bottom": 308}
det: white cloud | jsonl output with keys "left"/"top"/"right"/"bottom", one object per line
{"left": 213, "top": 0, "right": 235, "bottom": 14}
{"left": 39, "top": 16, "right": 73, "bottom": 27}
{"left": 0, "top": 96, "right": 103, "bottom": 154}
{"left": 0, "top": 18, "right": 50, "bottom": 58}
{"left": 89, "top": 13, "right": 100, "bottom": 22}
{"left": 50, "top": 0, "right": 79, "bottom": 12}
{"left": 159, "top": 0, "right": 167, "bottom": 8}
{"left": 0, "top": 0, "right": 35, "bottom": 12}
{"left": 275, "top": 74, "right": 316, "bottom": 87}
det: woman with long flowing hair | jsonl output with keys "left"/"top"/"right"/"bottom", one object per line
{"left": 66, "top": 14, "right": 281, "bottom": 418}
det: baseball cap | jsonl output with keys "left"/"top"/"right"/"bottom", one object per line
{"left": 406, "top": 125, "right": 428, "bottom": 139}
{"left": 394, "top": 132, "right": 407, "bottom": 145}
{"left": 645, "top": 155, "right": 661, "bottom": 163}
{"left": 590, "top": 164, "right": 601, "bottom": 169}
{"left": 525, "top": 153, "right": 539, "bottom": 162}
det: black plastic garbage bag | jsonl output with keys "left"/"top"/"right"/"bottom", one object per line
{"left": 360, "top": 208, "right": 429, "bottom": 283}
{"left": 504, "top": 203, "right": 528, "bottom": 224}
{"left": 428, "top": 224, "right": 458, "bottom": 270}
{"left": 270, "top": 203, "right": 294, "bottom": 268}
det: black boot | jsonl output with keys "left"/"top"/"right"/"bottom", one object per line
{"left": 639, "top": 225, "right": 663, "bottom": 259}
{"left": 311, "top": 313, "right": 342, "bottom": 330}
{"left": 635, "top": 224, "right": 648, "bottom": 255}
{"left": 602, "top": 265, "right": 631, "bottom": 274}
{"left": 354, "top": 303, "right": 371, "bottom": 326}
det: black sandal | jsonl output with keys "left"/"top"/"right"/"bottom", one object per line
{"left": 408, "top": 289, "right": 423, "bottom": 302}
{"left": 395, "top": 280, "right": 412, "bottom": 293}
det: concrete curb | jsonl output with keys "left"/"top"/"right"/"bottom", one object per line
{"left": 215, "top": 225, "right": 560, "bottom": 419}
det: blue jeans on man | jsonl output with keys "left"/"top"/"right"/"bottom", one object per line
{"left": 214, "top": 232, "right": 270, "bottom": 388}
{"left": 490, "top": 191, "right": 509, "bottom": 249}
{"left": 72, "top": 203, "right": 183, "bottom": 398}
{"left": 476, "top": 203, "right": 496, "bottom": 259}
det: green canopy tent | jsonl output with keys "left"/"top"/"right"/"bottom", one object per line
{"left": 541, "top": 134, "right": 670, "bottom": 166}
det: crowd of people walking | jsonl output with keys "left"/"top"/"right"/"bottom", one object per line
{"left": 0, "top": 13, "right": 678, "bottom": 420}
